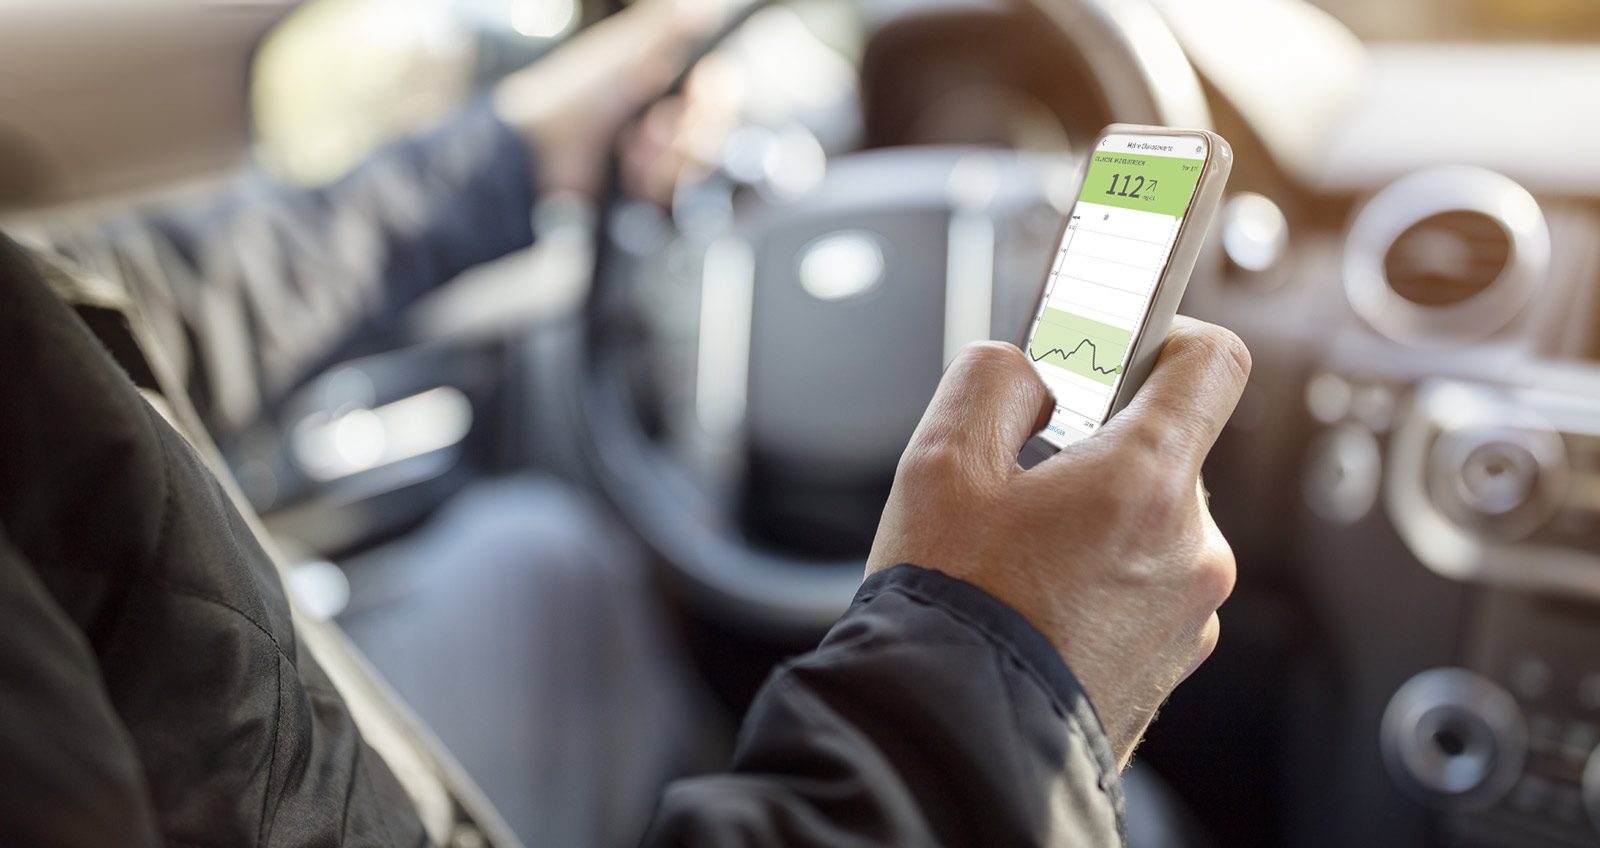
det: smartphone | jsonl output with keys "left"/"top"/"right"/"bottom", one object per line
{"left": 1017, "top": 124, "right": 1232, "bottom": 469}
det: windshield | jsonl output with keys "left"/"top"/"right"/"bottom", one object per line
{"left": 1308, "top": 0, "right": 1600, "bottom": 42}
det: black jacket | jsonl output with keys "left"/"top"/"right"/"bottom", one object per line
{"left": 0, "top": 107, "right": 1124, "bottom": 847}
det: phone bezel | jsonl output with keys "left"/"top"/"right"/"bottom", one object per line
{"left": 1018, "top": 124, "right": 1233, "bottom": 453}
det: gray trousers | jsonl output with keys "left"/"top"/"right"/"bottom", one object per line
{"left": 336, "top": 475, "right": 720, "bottom": 848}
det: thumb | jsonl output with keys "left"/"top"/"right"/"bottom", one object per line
{"left": 1093, "top": 316, "right": 1251, "bottom": 477}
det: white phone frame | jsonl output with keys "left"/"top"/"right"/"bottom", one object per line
{"left": 1018, "top": 123, "right": 1233, "bottom": 468}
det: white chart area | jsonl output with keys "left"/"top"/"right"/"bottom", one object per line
{"left": 1031, "top": 199, "right": 1184, "bottom": 432}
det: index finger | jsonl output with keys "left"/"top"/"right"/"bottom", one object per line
{"left": 904, "top": 341, "right": 1053, "bottom": 481}
{"left": 1093, "top": 316, "right": 1251, "bottom": 476}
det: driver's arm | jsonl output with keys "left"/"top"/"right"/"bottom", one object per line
{"left": 38, "top": 100, "right": 539, "bottom": 440}
{"left": 646, "top": 322, "right": 1250, "bottom": 847}
{"left": 34, "top": 0, "right": 708, "bottom": 442}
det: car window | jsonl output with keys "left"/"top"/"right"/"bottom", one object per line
{"left": 252, "top": 0, "right": 587, "bottom": 187}
{"left": 1308, "top": 0, "right": 1600, "bottom": 42}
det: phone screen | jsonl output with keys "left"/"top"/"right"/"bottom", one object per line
{"left": 1024, "top": 132, "right": 1210, "bottom": 447}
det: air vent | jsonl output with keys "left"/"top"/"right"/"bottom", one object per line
{"left": 1343, "top": 167, "right": 1549, "bottom": 346}
{"left": 1384, "top": 211, "right": 1511, "bottom": 307}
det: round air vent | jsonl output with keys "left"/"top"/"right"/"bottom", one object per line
{"left": 1344, "top": 167, "right": 1549, "bottom": 345}
{"left": 1384, "top": 211, "right": 1512, "bottom": 307}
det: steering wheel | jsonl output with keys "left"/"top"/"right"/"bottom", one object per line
{"left": 571, "top": 0, "right": 1213, "bottom": 632}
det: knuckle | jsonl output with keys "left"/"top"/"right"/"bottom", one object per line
{"left": 1191, "top": 541, "right": 1238, "bottom": 608}
{"left": 899, "top": 437, "right": 969, "bottom": 488}
{"left": 957, "top": 340, "right": 1029, "bottom": 376}
{"left": 1118, "top": 418, "right": 1171, "bottom": 466}
{"left": 1119, "top": 410, "right": 1199, "bottom": 474}
{"left": 1188, "top": 325, "right": 1252, "bottom": 386}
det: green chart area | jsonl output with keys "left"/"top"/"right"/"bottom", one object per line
{"left": 1029, "top": 307, "right": 1133, "bottom": 387}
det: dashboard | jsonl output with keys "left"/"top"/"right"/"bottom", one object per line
{"left": 1170, "top": 31, "right": 1600, "bottom": 848}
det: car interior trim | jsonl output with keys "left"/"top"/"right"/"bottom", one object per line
{"left": 1387, "top": 380, "right": 1600, "bottom": 602}
{"left": 1343, "top": 165, "right": 1551, "bottom": 346}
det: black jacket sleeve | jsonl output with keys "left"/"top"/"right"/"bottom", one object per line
{"left": 0, "top": 524, "right": 162, "bottom": 848}
{"left": 645, "top": 564, "right": 1127, "bottom": 847}
{"left": 38, "top": 102, "right": 538, "bottom": 440}
{"left": 0, "top": 233, "right": 433, "bottom": 847}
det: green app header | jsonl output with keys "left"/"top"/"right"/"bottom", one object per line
{"left": 1078, "top": 150, "right": 1204, "bottom": 219}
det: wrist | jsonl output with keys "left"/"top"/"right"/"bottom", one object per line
{"left": 492, "top": 77, "right": 565, "bottom": 194}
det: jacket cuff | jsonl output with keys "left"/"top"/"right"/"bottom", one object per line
{"left": 852, "top": 564, "right": 1124, "bottom": 800}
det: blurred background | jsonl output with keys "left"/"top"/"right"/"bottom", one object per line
{"left": 5, "top": 0, "right": 1600, "bottom": 846}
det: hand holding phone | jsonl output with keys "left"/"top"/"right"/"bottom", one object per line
{"left": 1019, "top": 125, "right": 1233, "bottom": 467}
{"left": 867, "top": 323, "right": 1250, "bottom": 766}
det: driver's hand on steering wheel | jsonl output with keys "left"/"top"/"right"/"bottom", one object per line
{"left": 866, "top": 317, "right": 1252, "bottom": 769}
{"left": 493, "top": 0, "right": 737, "bottom": 201}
